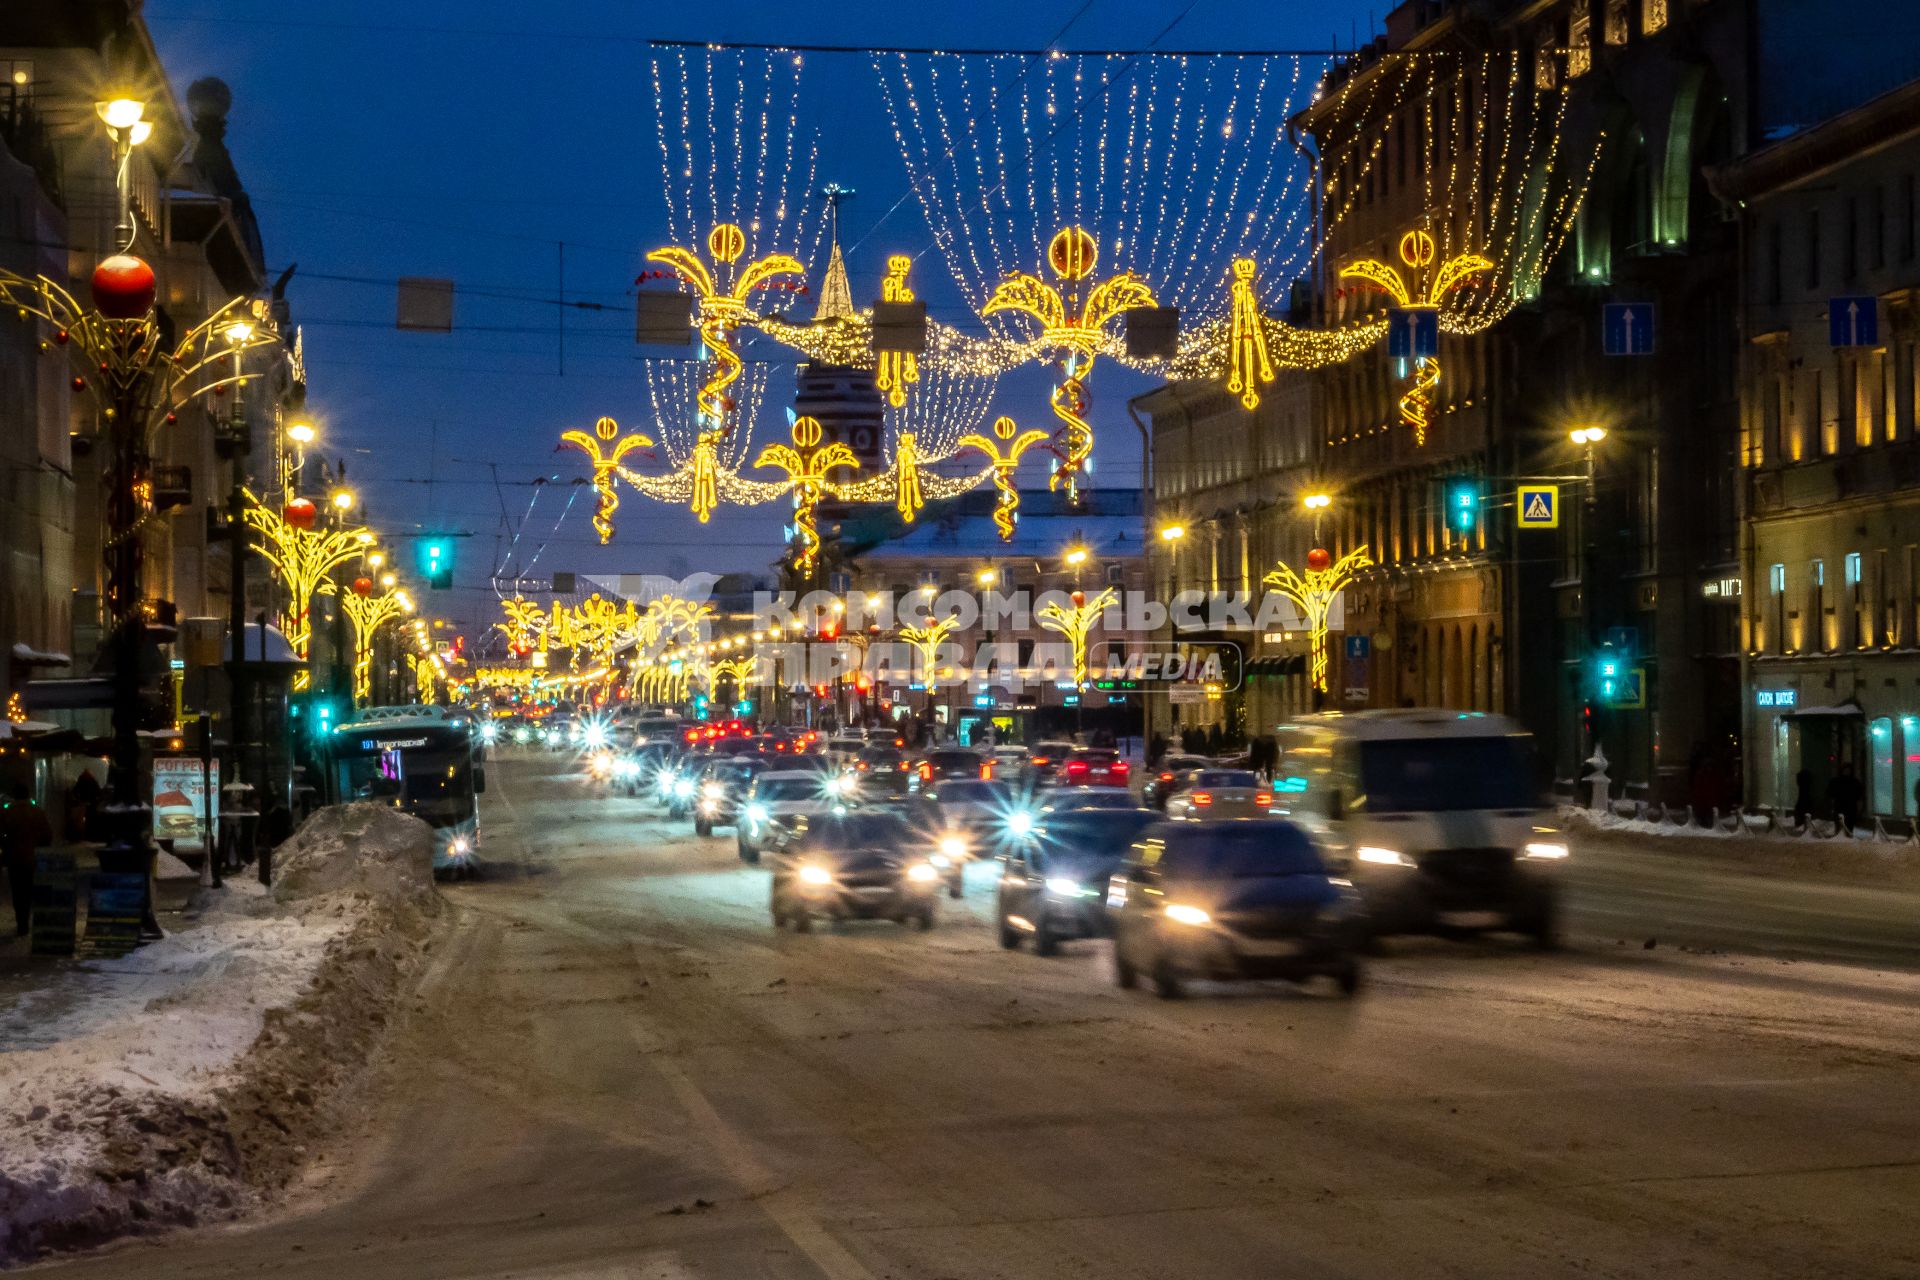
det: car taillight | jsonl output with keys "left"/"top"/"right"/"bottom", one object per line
{"left": 919, "top": 762, "right": 931, "bottom": 779}
{"left": 1192, "top": 792, "right": 1214, "bottom": 807}
{"left": 979, "top": 762, "right": 993, "bottom": 779}
{"left": 1112, "top": 760, "right": 1129, "bottom": 776}
{"left": 1066, "top": 761, "right": 1088, "bottom": 776}
{"left": 1157, "top": 772, "right": 1173, "bottom": 782}
{"left": 1032, "top": 756, "right": 1050, "bottom": 767}
{"left": 1255, "top": 791, "right": 1272, "bottom": 807}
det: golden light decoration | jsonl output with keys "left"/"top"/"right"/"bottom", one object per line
{"left": 1338, "top": 230, "right": 1492, "bottom": 446}
{"left": 898, "top": 613, "right": 961, "bottom": 689}
{"left": 874, "top": 255, "right": 919, "bottom": 407}
{"left": 1036, "top": 587, "right": 1118, "bottom": 688}
{"left": 956, "top": 415, "right": 1052, "bottom": 541}
{"left": 645, "top": 223, "right": 804, "bottom": 437}
{"left": 560, "top": 416, "right": 653, "bottom": 545}
{"left": 754, "top": 415, "right": 859, "bottom": 577}
{"left": 825, "top": 432, "right": 993, "bottom": 525}
{"left": 982, "top": 226, "right": 1157, "bottom": 502}
{"left": 1263, "top": 546, "right": 1374, "bottom": 693}
{"left": 1226, "top": 258, "right": 1276, "bottom": 411}
{"left": 242, "top": 493, "right": 372, "bottom": 661}
{"left": 496, "top": 595, "right": 550, "bottom": 656}
{"left": 339, "top": 582, "right": 410, "bottom": 704}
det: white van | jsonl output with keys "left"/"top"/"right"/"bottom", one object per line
{"left": 1272, "top": 710, "right": 1565, "bottom": 947}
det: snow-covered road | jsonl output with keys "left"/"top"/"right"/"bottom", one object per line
{"left": 32, "top": 752, "right": 1920, "bottom": 1278}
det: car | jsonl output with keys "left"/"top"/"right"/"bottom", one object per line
{"left": 1020, "top": 741, "right": 1079, "bottom": 787}
{"left": 1143, "top": 754, "right": 1213, "bottom": 808}
{"left": 737, "top": 770, "right": 841, "bottom": 863}
{"left": 909, "top": 747, "right": 990, "bottom": 793}
{"left": 768, "top": 811, "right": 941, "bottom": 932}
{"left": 991, "top": 745, "right": 1029, "bottom": 775}
{"left": 1039, "top": 789, "right": 1144, "bottom": 815}
{"left": 1059, "top": 747, "right": 1130, "bottom": 789}
{"left": 1164, "top": 769, "right": 1273, "bottom": 821}
{"left": 825, "top": 734, "right": 867, "bottom": 764}
{"left": 630, "top": 714, "right": 681, "bottom": 747}
{"left": 1108, "top": 820, "right": 1364, "bottom": 999}
{"left": 849, "top": 745, "right": 912, "bottom": 800}
{"left": 907, "top": 779, "right": 1020, "bottom": 896}
{"left": 1273, "top": 711, "right": 1564, "bottom": 947}
{"left": 611, "top": 742, "right": 676, "bottom": 796}
{"left": 995, "top": 808, "right": 1162, "bottom": 954}
{"left": 694, "top": 757, "right": 768, "bottom": 835}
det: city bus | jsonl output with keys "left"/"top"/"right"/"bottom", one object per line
{"left": 325, "top": 710, "right": 486, "bottom": 876}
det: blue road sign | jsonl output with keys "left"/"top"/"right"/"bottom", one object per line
{"left": 1829, "top": 296, "right": 1879, "bottom": 348}
{"left": 1517, "top": 485, "right": 1559, "bottom": 528}
{"left": 1345, "top": 635, "right": 1370, "bottom": 660}
{"left": 1603, "top": 303, "right": 1655, "bottom": 355}
{"left": 1387, "top": 308, "right": 1439, "bottom": 359}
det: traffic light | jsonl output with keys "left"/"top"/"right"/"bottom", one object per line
{"left": 418, "top": 536, "right": 453, "bottom": 590}
{"left": 1594, "top": 647, "right": 1622, "bottom": 702}
{"left": 1444, "top": 476, "right": 1481, "bottom": 534}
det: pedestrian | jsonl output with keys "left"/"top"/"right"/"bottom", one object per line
{"left": 1828, "top": 763, "right": 1863, "bottom": 836}
{"left": 1148, "top": 731, "right": 1167, "bottom": 769}
{"left": 66, "top": 768, "right": 100, "bottom": 842}
{"left": 1792, "top": 767, "right": 1813, "bottom": 828}
{"left": 2, "top": 783, "right": 54, "bottom": 938}
{"left": 1206, "top": 723, "right": 1223, "bottom": 757}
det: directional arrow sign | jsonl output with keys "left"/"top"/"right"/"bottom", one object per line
{"left": 1829, "top": 296, "right": 1879, "bottom": 348}
{"left": 1603, "top": 303, "right": 1655, "bottom": 356}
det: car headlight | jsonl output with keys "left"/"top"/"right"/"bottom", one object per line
{"left": 672, "top": 778, "right": 694, "bottom": 798}
{"left": 703, "top": 781, "right": 726, "bottom": 800}
{"left": 1045, "top": 876, "right": 1089, "bottom": 898}
{"left": 513, "top": 728, "right": 530, "bottom": 743}
{"left": 827, "top": 774, "right": 852, "bottom": 795}
{"left": 1006, "top": 811, "right": 1035, "bottom": 838}
{"left": 1523, "top": 841, "right": 1570, "bottom": 860}
{"left": 938, "top": 834, "right": 967, "bottom": 860}
{"left": 746, "top": 803, "right": 769, "bottom": 824}
{"left": 583, "top": 725, "right": 607, "bottom": 748}
{"left": 797, "top": 864, "right": 833, "bottom": 886}
{"left": 479, "top": 725, "right": 498, "bottom": 744}
{"left": 1163, "top": 903, "right": 1211, "bottom": 926}
{"left": 1356, "top": 846, "right": 1415, "bottom": 867}
{"left": 907, "top": 862, "right": 939, "bottom": 883}
{"left": 927, "top": 852, "right": 951, "bottom": 869}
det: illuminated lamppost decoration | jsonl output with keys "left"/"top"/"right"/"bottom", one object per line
{"left": 982, "top": 226, "right": 1157, "bottom": 502}
{"left": 645, "top": 223, "right": 804, "bottom": 437}
{"left": 1263, "top": 546, "right": 1374, "bottom": 694}
{"left": 1226, "top": 257, "right": 1276, "bottom": 411}
{"left": 754, "top": 416, "right": 859, "bottom": 576}
{"left": 957, "top": 415, "right": 1052, "bottom": 540}
{"left": 560, "top": 416, "right": 653, "bottom": 544}
{"left": 874, "top": 255, "right": 920, "bottom": 407}
{"left": 898, "top": 613, "right": 960, "bottom": 692}
{"left": 1338, "top": 230, "right": 1493, "bottom": 446}
{"left": 497, "top": 595, "right": 549, "bottom": 658}
{"left": 1036, "top": 587, "right": 1118, "bottom": 688}
{"left": 243, "top": 493, "right": 372, "bottom": 660}
{"left": 339, "top": 583, "right": 410, "bottom": 704}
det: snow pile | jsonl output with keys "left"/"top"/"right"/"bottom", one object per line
{"left": 0, "top": 804, "right": 443, "bottom": 1266}
{"left": 1564, "top": 805, "right": 1920, "bottom": 885}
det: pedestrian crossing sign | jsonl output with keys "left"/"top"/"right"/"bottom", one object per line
{"left": 1517, "top": 484, "right": 1559, "bottom": 529}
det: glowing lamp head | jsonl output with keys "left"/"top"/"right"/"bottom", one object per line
{"left": 287, "top": 422, "right": 316, "bottom": 446}
{"left": 1306, "top": 548, "right": 1332, "bottom": 572}
{"left": 1302, "top": 493, "right": 1332, "bottom": 511}
{"left": 282, "top": 498, "right": 318, "bottom": 530}
{"left": 95, "top": 98, "right": 146, "bottom": 131}
{"left": 90, "top": 254, "right": 156, "bottom": 320}
{"left": 330, "top": 489, "right": 356, "bottom": 512}
{"left": 1159, "top": 524, "right": 1186, "bottom": 543}
{"left": 1065, "top": 547, "right": 1089, "bottom": 567}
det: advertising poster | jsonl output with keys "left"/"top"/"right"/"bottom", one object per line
{"left": 152, "top": 755, "right": 218, "bottom": 850}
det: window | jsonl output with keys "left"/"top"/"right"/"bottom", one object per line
{"left": 1847, "top": 552, "right": 1864, "bottom": 648}
{"left": 1902, "top": 175, "right": 1917, "bottom": 264}
{"left": 1811, "top": 368, "right": 1832, "bottom": 456}
{"left": 1642, "top": 0, "right": 1668, "bottom": 34}
{"left": 1811, "top": 558, "right": 1827, "bottom": 651}
{"left": 1807, "top": 208, "right": 1822, "bottom": 290}
{"left": 1878, "top": 549, "right": 1894, "bottom": 644}
{"left": 1845, "top": 195, "right": 1859, "bottom": 281}
{"left": 1568, "top": 6, "right": 1593, "bottom": 77}
{"left": 1870, "top": 718, "right": 1895, "bottom": 816}
{"left": 1871, "top": 185, "right": 1887, "bottom": 270}
{"left": 1105, "top": 562, "right": 1124, "bottom": 586}
{"left": 1605, "top": 0, "right": 1631, "bottom": 44}
{"left": 1766, "top": 219, "right": 1783, "bottom": 305}
{"left": 1771, "top": 561, "right": 1786, "bottom": 653}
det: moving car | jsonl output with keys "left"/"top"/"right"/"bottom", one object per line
{"left": 1164, "top": 769, "right": 1273, "bottom": 820}
{"left": 694, "top": 756, "right": 768, "bottom": 836}
{"left": 1020, "top": 741, "right": 1079, "bottom": 787}
{"left": 996, "top": 807, "right": 1161, "bottom": 954}
{"left": 1273, "top": 711, "right": 1563, "bottom": 947}
{"left": 849, "top": 745, "right": 913, "bottom": 800}
{"left": 768, "top": 811, "right": 941, "bottom": 931}
{"left": 907, "top": 778, "right": 1018, "bottom": 896}
{"left": 1144, "top": 754, "right": 1213, "bottom": 808}
{"left": 737, "top": 770, "right": 840, "bottom": 863}
{"left": 1108, "top": 819, "right": 1364, "bottom": 998}
{"left": 912, "top": 747, "right": 991, "bottom": 789}
{"left": 1059, "top": 747, "right": 1130, "bottom": 788}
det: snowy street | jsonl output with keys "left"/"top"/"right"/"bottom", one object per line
{"left": 30, "top": 752, "right": 1920, "bottom": 1279}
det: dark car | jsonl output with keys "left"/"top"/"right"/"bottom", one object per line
{"left": 1143, "top": 754, "right": 1213, "bottom": 808}
{"left": 768, "top": 811, "right": 941, "bottom": 931}
{"left": 911, "top": 747, "right": 990, "bottom": 790}
{"left": 1109, "top": 820, "right": 1364, "bottom": 999}
{"left": 907, "top": 779, "right": 1020, "bottom": 896}
{"left": 1059, "top": 747, "right": 1130, "bottom": 789}
{"left": 996, "top": 808, "right": 1162, "bottom": 954}
{"left": 694, "top": 756, "right": 768, "bottom": 835}
{"left": 850, "top": 745, "right": 912, "bottom": 800}
{"left": 1020, "top": 741, "right": 1079, "bottom": 787}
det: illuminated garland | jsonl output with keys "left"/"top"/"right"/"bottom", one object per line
{"left": 1264, "top": 547, "right": 1373, "bottom": 693}
{"left": 560, "top": 416, "right": 653, "bottom": 544}
{"left": 874, "top": 255, "right": 919, "bottom": 407}
{"left": 898, "top": 614, "right": 960, "bottom": 686}
{"left": 826, "top": 435, "right": 993, "bottom": 523}
{"left": 1226, "top": 258, "right": 1275, "bottom": 410}
{"left": 1036, "top": 587, "right": 1119, "bottom": 688}
{"left": 982, "top": 226, "right": 1155, "bottom": 502}
{"left": 1338, "top": 230, "right": 1492, "bottom": 445}
{"left": 754, "top": 416, "right": 859, "bottom": 575}
{"left": 242, "top": 493, "right": 373, "bottom": 661}
{"left": 339, "top": 583, "right": 412, "bottom": 704}
{"left": 956, "top": 415, "right": 1052, "bottom": 540}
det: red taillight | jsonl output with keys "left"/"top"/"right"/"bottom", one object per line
{"left": 979, "top": 762, "right": 993, "bottom": 779}
{"left": 856, "top": 762, "right": 870, "bottom": 771}
{"left": 1066, "top": 761, "right": 1088, "bottom": 777}
{"left": 1157, "top": 772, "right": 1173, "bottom": 782}
{"left": 919, "top": 762, "right": 931, "bottom": 779}
{"left": 1255, "top": 791, "right": 1272, "bottom": 807}
{"left": 897, "top": 761, "right": 909, "bottom": 771}
{"left": 1032, "top": 756, "right": 1051, "bottom": 767}
{"left": 1192, "top": 792, "right": 1214, "bottom": 807}
{"left": 1112, "top": 760, "right": 1129, "bottom": 776}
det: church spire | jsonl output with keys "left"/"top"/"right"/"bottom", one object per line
{"left": 814, "top": 182, "right": 856, "bottom": 322}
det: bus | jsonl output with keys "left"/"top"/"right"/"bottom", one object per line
{"left": 325, "top": 710, "right": 486, "bottom": 876}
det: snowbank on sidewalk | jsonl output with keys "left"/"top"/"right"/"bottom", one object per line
{"left": 1564, "top": 805, "right": 1920, "bottom": 886}
{"left": 0, "top": 805, "right": 442, "bottom": 1266}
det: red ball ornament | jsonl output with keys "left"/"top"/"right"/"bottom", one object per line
{"left": 55, "top": 329, "right": 69, "bottom": 345}
{"left": 165, "top": 412, "right": 178, "bottom": 425}
{"left": 70, "top": 376, "right": 86, "bottom": 392}
{"left": 1306, "top": 547, "right": 1331, "bottom": 572}
{"left": 1071, "top": 590, "right": 1085, "bottom": 606}
{"left": 283, "top": 498, "right": 318, "bottom": 530}
{"left": 211, "top": 383, "right": 228, "bottom": 396}
{"left": 351, "top": 577, "right": 374, "bottom": 597}
{"left": 91, "top": 254, "right": 156, "bottom": 320}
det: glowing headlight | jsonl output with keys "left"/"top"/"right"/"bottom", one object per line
{"left": 672, "top": 778, "right": 694, "bottom": 798}
{"left": 583, "top": 724, "right": 607, "bottom": 748}
{"left": 1356, "top": 846, "right": 1414, "bottom": 867}
{"left": 1045, "top": 876, "right": 1088, "bottom": 898}
{"left": 907, "top": 862, "right": 939, "bottom": 883}
{"left": 513, "top": 728, "right": 530, "bottom": 743}
{"left": 927, "top": 852, "right": 952, "bottom": 869}
{"left": 1163, "top": 903, "right": 1211, "bottom": 926}
{"left": 1523, "top": 841, "right": 1570, "bottom": 860}
{"left": 1006, "top": 811, "right": 1035, "bottom": 838}
{"left": 703, "top": 781, "right": 726, "bottom": 800}
{"left": 614, "top": 759, "right": 639, "bottom": 777}
{"left": 937, "top": 834, "right": 967, "bottom": 860}
{"left": 746, "top": 803, "right": 769, "bottom": 824}
{"left": 699, "top": 800, "right": 717, "bottom": 815}
{"left": 448, "top": 836, "right": 471, "bottom": 857}
{"left": 478, "top": 724, "right": 498, "bottom": 745}
{"left": 797, "top": 864, "right": 833, "bottom": 886}
{"left": 827, "top": 774, "right": 852, "bottom": 795}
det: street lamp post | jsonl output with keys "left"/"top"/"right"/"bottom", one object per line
{"left": 1570, "top": 427, "right": 1609, "bottom": 758}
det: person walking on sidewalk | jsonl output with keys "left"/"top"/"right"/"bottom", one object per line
{"left": 2, "top": 783, "right": 54, "bottom": 937}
